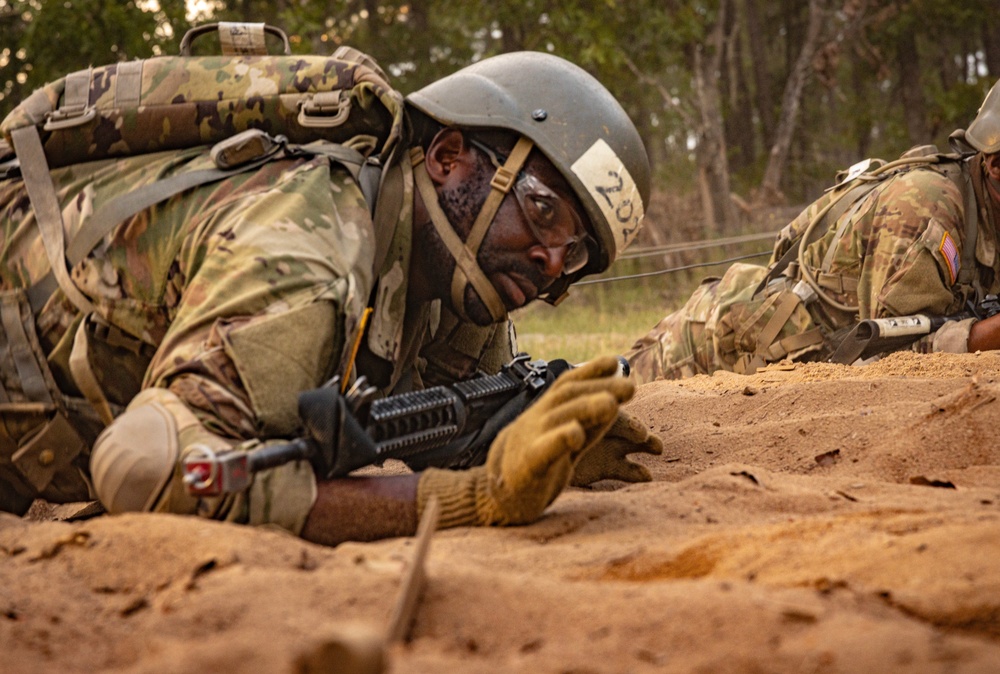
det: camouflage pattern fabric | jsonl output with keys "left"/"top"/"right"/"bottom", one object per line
{"left": 626, "top": 161, "right": 1000, "bottom": 383}
{"left": 1, "top": 54, "right": 405, "bottom": 169}
{"left": 0, "top": 144, "right": 513, "bottom": 530}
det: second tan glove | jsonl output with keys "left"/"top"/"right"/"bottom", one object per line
{"left": 570, "top": 409, "right": 663, "bottom": 487}
{"left": 416, "top": 355, "right": 635, "bottom": 528}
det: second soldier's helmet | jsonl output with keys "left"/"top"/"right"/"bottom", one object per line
{"left": 406, "top": 52, "right": 650, "bottom": 279}
{"left": 965, "top": 80, "right": 1000, "bottom": 153}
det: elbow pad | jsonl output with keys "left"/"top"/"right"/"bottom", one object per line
{"left": 90, "top": 388, "right": 213, "bottom": 514}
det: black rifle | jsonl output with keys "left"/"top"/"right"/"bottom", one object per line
{"left": 182, "top": 354, "right": 622, "bottom": 496}
{"left": 828, "top": 294, "right": 1000, "bottom": 364}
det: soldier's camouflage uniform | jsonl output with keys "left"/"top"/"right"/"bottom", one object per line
{"left": 0, "top": 146, "right": 514, "bottom": 529}
{"left": 626, "top": 156, "right": 1000, "bottom": 383}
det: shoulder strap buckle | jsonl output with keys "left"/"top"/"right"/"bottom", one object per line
{"left": 298, "top": 90, "right": 352, "bottom": 129}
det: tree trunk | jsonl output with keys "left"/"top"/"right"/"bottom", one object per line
{"left": 983, "top": 4, "right": 1000, "bottom": 79}
{"left": 693, "top": 3, "right": 737, "bottom": 234}
{"left": 743, "top": 0, "right": 776, "bottom": 147}
{"left": 851, "top": 56, "right": 872, "bottom": 160}
{"left": 724, "top": 0, "right": 756, "bottom": 173}
{"left": 759, "top": 0, "right": 824, "bottom": 205}
{"left": 364, "top": 0, "right": 382, "bottom": 45}
{"left": 896, "top": 28, "right": 928, "bottom": 146}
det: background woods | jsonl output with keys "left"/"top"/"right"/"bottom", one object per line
{"left": 3, "top": 0, "right": 1000, "bottom": 358}
{"left": 3, "top": 0, "right": 999, "bottom": 227}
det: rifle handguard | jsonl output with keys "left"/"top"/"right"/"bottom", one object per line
{"left": 181, "top": 354, "right": 608, "bottom": 495}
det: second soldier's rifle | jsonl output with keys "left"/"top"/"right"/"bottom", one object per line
{"left": 182, "top": 354, "right": 625, "bottom": 497}
{"left": 828, "top": 294, "right": 1000, "bottom": 364}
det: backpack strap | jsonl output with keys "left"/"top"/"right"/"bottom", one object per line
{"left": 9, "top": 124, "right": 97, "bottom": 315}
{"left": 954, "top": 159, "right": 981, "bottom": 291}
{"left": 299, "top": 141, "right": 382, "bottom": 215}
{"left": 0, "top": 138, "right": 17, "bottom": 180}
{"left": 731, "top": 280, "right": 825, "bottom": 375}
{"left": 0, "top": 292, "right": 54, "bottom": 405}
{"left": 754, "top": 177, "right": 884, "bottom": 298}
{"left": 762, "top": 154, "right": 976, "bottom": 314}
{"left": 18, "top": 132, "right": 384, "bottom": 314}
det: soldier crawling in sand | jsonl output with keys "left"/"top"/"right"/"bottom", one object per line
{"left": 0, "top": 23, "right": 662, "bottom": 544}
{"left": 627, "top": 80, "right": 1000, "bottom": 383}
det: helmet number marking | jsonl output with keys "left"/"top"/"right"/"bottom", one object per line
{"left": 594, "top": 172, "right": 639, "bottom": 235}
{"left": 572, "top": 139, "right": 645, "bottom": 254}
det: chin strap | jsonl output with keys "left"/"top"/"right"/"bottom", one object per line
{"left": 411, "top": 137, "right": 534, "bottom": 323}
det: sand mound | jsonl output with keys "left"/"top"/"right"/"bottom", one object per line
{"left": 3, "top": 351, "right": 999, "bottom": 673}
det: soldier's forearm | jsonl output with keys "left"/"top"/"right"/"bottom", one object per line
{"left": 967, "top": 313, "right": 1000, "bottom": 352}
{"left": 300, "top": 474, "right": 420, "bottom": 546}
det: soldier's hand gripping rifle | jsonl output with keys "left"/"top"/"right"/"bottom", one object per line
{"left": 828, "top": 294, "right": 1000, "bottom": 364}
{"left": 182, "top": 354, "right": 629, "bottom": 496}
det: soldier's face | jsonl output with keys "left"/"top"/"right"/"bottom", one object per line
{"left": 438, "top": 148, "right": 589, "bottom": 325}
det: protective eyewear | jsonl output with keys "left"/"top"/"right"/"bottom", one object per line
{"left": 471, "top": 140, "right": 593, "bottom": 274}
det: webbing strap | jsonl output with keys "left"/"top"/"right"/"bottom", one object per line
{"left": 25, "top": 275, "right": 56, "bottom": 314}
{"left": 9, "top": 125, "right": 96, "bottom": 315}
{"left": 0, "top": 364, "right": 9, "bottom": 403}
{"left": 66, "top": 157, "right": 289, "bottom": 265}
{"left": 754, "top": 292, "right": 802, "bottom": 356}
{"left": 62, "top": 69, "right": 91, "bottom": 116}
{"left": 0, "top": 293, "right": 52, "bottom": 404}
{"left": 815, "top": 272, "right": 859, "bottom": 295}
{"left": 114, "top": 60, "right": 143, "bottom": 108}
{"left": 467, "top": 137, "right": 533, "bottom": 253}
{"left": 17, "top": 85, "right": 59, "bottom": 127}
{"left": 68, "top": 320, "right": 114, "bottom": 426}
{"left": 24, "top": 140, "right": 379, "bottom": 314}
{"left": 735, "top": 325, "right": 825, "bottom": 375}
{"left": 301, "top": 142, "right": 381, "bottom": 215}
{"left": 734, "top": 353, "right": 765, "bottom": 375}
{"left": 770, "top": 328, "right": 825, "bottom": 359}
{"left": 218, "top": 22, "right": 268, "bottom": 55}
{"left": 371, "top": 161, "right": 404, "bottom": 276}
{"left": 958, "top": 163, "right": 980, "bottom": 287}
{"left": 411, "top": 147, "right": 506, "bottom": 322}
{"left": 734, "top": 292, "right": 782, "bottom": 348}
{"left": 448, "top": 137, "right": 533, "bottom": 324}
{"left": 460, "top": 138, "right": 532, "bottom": 322}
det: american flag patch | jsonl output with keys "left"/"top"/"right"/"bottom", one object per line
{"left": 939, "top": 232, "right": 960, "bottom": 284}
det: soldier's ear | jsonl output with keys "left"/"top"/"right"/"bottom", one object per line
{"left": 986, "top": 153, "right": 1000, "bottom": 181}
{"left": 425, "top": 128, "right": 469, "bottom": 184}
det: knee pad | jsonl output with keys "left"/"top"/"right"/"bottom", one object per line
{"left": 90, "top": 390, "right": 182, "bottom": 514}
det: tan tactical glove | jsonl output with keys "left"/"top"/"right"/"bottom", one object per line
{"left": 569, "top": 410, "right": 663, "bottom": 487}
{"left": 416, "top": 356, "right": 634, "bottom": 528}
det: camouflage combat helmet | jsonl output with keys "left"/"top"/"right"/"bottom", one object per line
{"left": 406, "top": 52, "right": 650, "bottom": 320}
{"left": 965, "top": 80, "right": 1000, "bottom": 153}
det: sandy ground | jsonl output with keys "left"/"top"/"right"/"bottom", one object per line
{"left": 3, "top": 350, "right": 999, "bottom": 673}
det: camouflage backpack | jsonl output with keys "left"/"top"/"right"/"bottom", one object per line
{"left": 0, "top": 21, "right": 404, "bottom": 315}
{"left": 2, "top": 22, "right": 404, "bottom": 168}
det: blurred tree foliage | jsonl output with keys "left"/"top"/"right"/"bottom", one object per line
{"left": 2, "top": 0, "right": 999, "bottom": 222}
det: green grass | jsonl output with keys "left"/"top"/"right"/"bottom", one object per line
{"left": 510, "top": 269, "right": 704, "bottom": 364}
